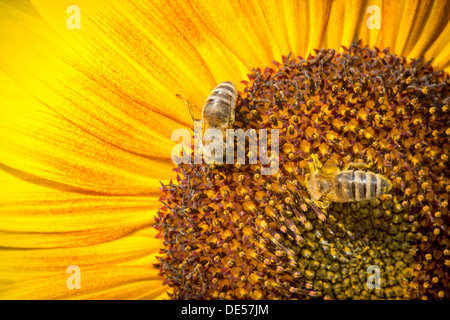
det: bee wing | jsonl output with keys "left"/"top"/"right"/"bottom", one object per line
{"left": 307, "top": 199, "right": 327, "bottom": 222}
{"left": 298, "top": 189, "right": 326, "bottom": 222}
{"left": 319, "top": 160, "right": 339, "bottom": 179}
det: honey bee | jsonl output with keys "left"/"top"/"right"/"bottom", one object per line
{"left": 200, "top": 81, "right": 237, "bottom": 135}
{"left": 178, "top": 81, "right": 237, "bottom": 164}
{"left": 305, "top": 155, "right": 393, "bottom": 209}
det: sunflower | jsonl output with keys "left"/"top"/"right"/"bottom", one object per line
{"left": 0, "top": 0, "right": 449, "bottom": 300}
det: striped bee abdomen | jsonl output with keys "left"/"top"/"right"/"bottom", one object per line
{"left": 202, "top": 81, "right": 237, "bottom": 126}
{"left": 334, "top": 170, "right": 392, "bottom": 202}
{"left": 207, "top": 81, "right": 236, "bottom": 102}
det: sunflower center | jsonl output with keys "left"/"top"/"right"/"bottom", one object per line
{"left": 155, "top": 41, "right": 449, "bottom": 300}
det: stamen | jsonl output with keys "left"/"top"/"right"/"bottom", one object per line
{"left": 155, "top": 41, "right": 449, "bottom": 300}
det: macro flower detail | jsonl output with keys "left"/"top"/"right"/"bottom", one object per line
{"left": 1, "top": 0, "right": 449, "bottom": 301}
{"left": 155, "top": 42, "right": 449, "bottom": 300}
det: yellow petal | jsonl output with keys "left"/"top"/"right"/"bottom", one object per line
{"left": 325, "top": 0, "right": 346, "bottom": 50}
{"left": 324, "top": 0, "right": 367, "bottom": 50}
{"left": 406, "top": 0, "right": 450, "bottom": 60}
{"left": 392, "top": 0, "right": 432, "bottom": 55}
{"left": 356, "top": 0, "right": 449, "bottom": 74}
{"left": 378, "top": 0, "right": 406, "bottom": 53}
{"left": 29, "top": 0, "right": 219, "bottom": 107}
{"left": 0, "top": 227, "right": 163, "bottom": 287}
{"left": 0, "top": 266, "right": 166, "bottom": 300}
{"left": 424, "top": 19, "right": 450, "bottom": 73}
{"left": 357, "top": 0, "right": 383, "bottom": 49}
{"left": 142, "top": 0, "right": 273, "bottom": 79}
{"left": 0, "top": 170, "right": 165, "bottom": 249}
{"left": 307, "top": 0, "right": 332, "bottom": 54}
{"left": 286, "top": 0, "right": 311, "bottom": 57}
{"left": 0, "top": 0, "right": 205, "bottom": 167}
{"left": 0, "top": 70, "right": 176, "bottom": 195}
{"left": 339, "top": 0, "right": 367, "bottom": 49}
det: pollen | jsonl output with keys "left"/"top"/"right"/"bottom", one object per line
{"left": 154, "top": 42, "right": 449, "bottom": 300}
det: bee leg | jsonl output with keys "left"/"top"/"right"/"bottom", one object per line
{"left": 308, "top": 154, "right": 321, "bottom": 173}
{"left": 229, "top": 94, "right": 237, "bottom": 126}
{"left": 229, "top": 112, "right": 236, "bottom": 127}
{"left": 343, "top": 162, "right": 369, "bottom": 171}
{"left": 303, "top": 197, "right": 327, "bottom": 221}
{"left": 311, "top": 154, "right": 321, "bottom": 169}
{"left": 315, "top": 200, "right": 331, "bottom": 209}
{"left": 176, "top": 93, "right": 199, "bottom": 122}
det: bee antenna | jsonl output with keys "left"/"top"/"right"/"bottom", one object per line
{"left": 176, "top": 93, "right": 198, "bottom": 122}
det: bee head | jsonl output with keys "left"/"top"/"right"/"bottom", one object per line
{"left": 305, "top": 171, "right": 323, "bottom": 201}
